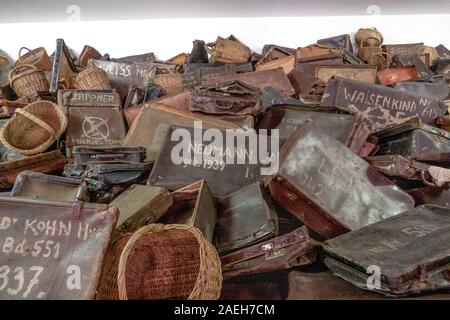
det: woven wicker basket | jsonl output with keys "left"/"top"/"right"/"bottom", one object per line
{"left": 15, "top": 47, "right": 53, "bottom": 71}
{"left": 152, "top": 73, "right": 183, "bottom": 95}
{"left": 9, "top": 64, "right": 50, "bottom": 98}
{"left": 0, "top": 100, "right": 67, "bottom": 156}
{"left": 355, "top": 28, "right": 383, "bottom": 48}
{"left": 413, "top": 45, "right": 439, "bottom": 66}
{"left": 74, "top": 67, "right": 111, "bottom": 90}
{"left": 117, "top": 224, "right": 222, "bottom": 300}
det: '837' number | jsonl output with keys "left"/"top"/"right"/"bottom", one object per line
{"left": 0, "top": 265, "right": 44, "bottom": 298}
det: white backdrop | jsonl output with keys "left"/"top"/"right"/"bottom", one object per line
{"left": 1, "top": 14, "right": 450, "bottom": 61}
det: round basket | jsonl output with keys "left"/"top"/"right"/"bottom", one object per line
{"left": 9, "top": 64, "right": 50, "bottom": 98}
{"left": 14, "top": 47, "right": 53, "bottom": 72}
{"left": 117, "top": 224, "right": 222, "bottom": 300}
{"left": 152, "top": 73, "right": 183, "bottom": 95}
{"left": 0, "top": 100, "right": 67, "bottom": 156}
{"left": 355, "top": 28, "right": 383, "bottom": 48}
{"left": 413, "top": 45, "right": 439, "bottom": 67}
{"left": 74, "top": 67, "right": 111, "bottom": 90}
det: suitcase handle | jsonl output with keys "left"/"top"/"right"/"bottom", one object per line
{"left": 91, "top": 153, "right": 126, "bottom": 159}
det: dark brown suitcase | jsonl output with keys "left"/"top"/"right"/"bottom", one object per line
{"left": 393, "top": 82, "right": 449, "bottom": 101}
{"left": 72, "top": 146, "right": 146, "bottom": 165}
{"left": 159, "top": 180, "right": 217, "bottom": 242}
{"left": 77, "top": 45, "right": 103, "bottom": 68}
{"left": 317, "top": 34, "right": 353, "bottom": 52}
{"left": 267, "top": 120, "right": 415, "bottom": 239}
{"left": 111, "top": 52, "right": 156, "bottom": 64}
{"left": 407, "top": 185, "right": 450, "bottom": 207}
{"left": 221, "top": 226, "right": 318, "bottom": 280}
{"left": 324, "top": 204, "right": 450, "bottom": 297}
{"left": 214, "top": 183, "right": 278, "bottom": 254}
{"left": 382, "top": 43, "right": 423, "bottom": 56}
{"left": 182, "top": 64, "right": 237, "bottom": 88}
{"left": 49, "top": 39, "right": 78, "bottom": 94}
{"left": 0, "top": 197, "right": 118, "bottom": 299}
{"left": 315, "top": 65, "right": 377, "bottom": 84}
{"left": 189, "top": 80, "right": 262, "bottom": 116}
{"left": 11, "top": 171, "right": 89, "bottom": 202}
{"left": 321, "top": 78, "right": 447, "bottom": 131}
{"left": 203, "top": 68, "right": 295, "bottom": 97}
{"left": 57, "top": 89, "right": 121, "bottom": 108}
{"left": 0, "top": 151, "right": 67, "bottom": 189}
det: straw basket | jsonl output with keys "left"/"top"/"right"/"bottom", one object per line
{"left": 0, "top": 100, "right": 67, "bottom": 156}
{"left": 14, "top": 47, "right": 53, "bottom": 71}
{"left": 413, "top": 45, "right": 439, "bottom": 67}
{"left": 152, "top": 73, "right": 183, "bottom": 95}
{"left": 355, "top": 28, "right": 383, "bottom": 48}
{"left": 117, "top": 224, "right": 222, "bottom": 300}
{"left": 74, "top": 67, "right": 111, "bottom": 90}
{"left": 9, "top": 64, "right": 50, "bottom": 98}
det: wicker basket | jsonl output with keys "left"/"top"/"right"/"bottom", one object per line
{"left": 15, "top": 47, "right": 53, "bottom": 71}
{"left": 117, "top": 224, "right": 222, "bottom": 300}
{"left": 74, "top": 67, "right": 111, "bottom": 90}
{"left": 413, "top": 45, "right": 439, "bottom": 67}
{"left": 152, "top": 73, "right": 183, "bottom": 95}
{"left": 0, "top": 100, "right": 67, "bottom": 156}
{"left": 9, "top": 64, "right": 50, "bottom": 98}
{"left": 355, "top": 28, "right": 383, "bottom": 48}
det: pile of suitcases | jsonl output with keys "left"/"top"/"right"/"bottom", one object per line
{"left": 0, "top": 27, "right": 450, "bottom": 300}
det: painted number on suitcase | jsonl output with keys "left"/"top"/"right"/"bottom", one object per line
{"left": 0, "top": 265, "right": 44, "bottom": 298}
{"left": 401, "top": 225, "right": 439, "bottom": 238}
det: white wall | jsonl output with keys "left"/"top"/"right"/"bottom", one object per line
{"left": 1, "top": 14, "right": 450, "bottom": 61}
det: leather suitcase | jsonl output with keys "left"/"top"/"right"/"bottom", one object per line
{"left": 88, "top": 59, "right": 157, "bottom": 100}
{"left": 255, "top": 55, "right": 295, "bottom": 75}
{"left": 267, "top": 120, "right": 415, "bottom": 239}
{"left": 296, "top": 44, "right": 342, "bottom": 61}
{"left": 0, "top": 151, "right": 67, "bottom": 189}
{"left": 124, "top": 103, "right": 240, "bottom": 163}
{"left": 315, "top": 65, "right": 378, "bottom": 84}
{"left": 111, "top": 52, "right": 156, "bottom": 64}
{"left": 189, "top": 81, "right": 262, "bottom": 116}
{"left": 77, "top": 45, "right": 103, "bottom": 68}
{"left": 324, "top": 204, "right": 450, "bottom": 297}
{"left": 382, "top": 43, "right": 423, "bottom": 56}
{"left": 392, "top": 54, "right": 433, "bottom": 78}
{"left": 147, "top": 126, "right": 274, "bottom": 196}
{"left": 203, "top": 68, "right": 295, "bottom": 97}
{"left": 377, "top": 66, "right": 418, "bottom": 86}
{"left": 214, "top": 183, "right": 278, "bottom": 254}
{"left": 50, "top": 39, "right": 78, "bottom": 94}
{"left": 321, "top": 78, "right": 447, "bottom": 131}
{"left": 407, "top": 186, "right": 450, "bottom": 207}
{"left": 317, "top": 34, "right": 353, "bottom": 53}
{"left": 374, "top": 117, "right": 450, "bottom": 162}
{"left": 110, "top": 184, "right": 173, "bottom": 238}
{"left": 256, "top": 46, "right": 295, "bottom": 68}
{"left": 184, "top": 62, "right": 253, "bottom": 75}
{"left": 261, "top": 87, "right": 304, "bottom": 109}
{"left": 257, "top": 105, "right": 371, "bottom": 154}
{"left": 436, "top": 115, "right": 450, "bottom": 131}
{"left": 221, "top": 226, "right": 318, "bottom": 280}
{"left": 11, "top": 171, "right": 89, "bottom": 202}
{"left": 57, "top": 89, "right": 121, "bottom": 108}
{"left": 0, "top": 196, "right": 118, "bottom": 299}
{"left": 182, "top": 64, "right": 237, "bottom": 88}
{"left": 159, "top": 180, "right": 217, "bottom": 242}
{"left": 72, "top": 146, "right": 146, "bottom": 165}
{"left": 207, "top": 36, "right": 251, "bottom": 64}
{"left": 436, "top": 44, "right": 450, "bottom": 58}
{"left": 393, "top": 82, "right": 449, "bottom": 101}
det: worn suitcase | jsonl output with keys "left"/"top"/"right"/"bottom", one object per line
{"left": 382, "top": 43, "right": 423, "bottom": 56}
{"left": 393, "top": 82, "right": 450, "bottom": 101}
{"left": 255, "top": 55, "right": 295, "bottom": 75}
{"left": 267, "top": 120, "right": 415, "bottom": 239}
{"left": 203, "top": 68, "right": 295, "bottom": 97}
{"left": 214, "top": 183, "right": 278, "bottom": 254}
{"left": 88, "top": 59, "right": 157, "bottom": 100}
{"left": 256, "top": 46, "right": 295, "bottom": 68}
{"left": 392, "top": 54, "right": 433, "bottom": 78}
{"left": 147, "top": 126, "right": 275, "bottom": 196}
{"left": 124, "top": 103, "right": 240, "bottom": 162}
{"left": 436, "top": 115, "right": 450, "bottom": 132}
{"left": 374, "top": 117, "right": 450, "bottom": 163}
{"left": 407, "top": 185, "right": 450, "bottom": 208}
{"left": 158, "top": 180, "right": 217, "bottom": 242}
{"left": 0, "top": 197, "right": 118, "bottom": 299}
{"left": 321, "top": 78, "right": 448, "bottom": 131}
{"left": 49, "top": 39, "right": 78, "bottom": 94}
{"left": 110, "top": 184, "right": 173, "bottom": 237}
{"left": 77, "top": 45, "right": 103, "bottom": 68}
{"left": 317, "top": 34, "right": 353, "bottom": 53}
{"left": 296, "top": 44, "right": 342, "bottom": 61}
{"left": 189, "top": 81, "right": 262, "bottom": 116}
{"left": 256, "top": 106, "right": 371, "bottom": 154}
{"left": 324, "top": 204, "right": 450, "bottom": 297}
{"left": 315, "top": 65, "right": 378, "bottom": 84}
{"left": 377, "top": 66, "right": 418, "bottom": 86}
{"left": 182, "top": 64, "right": 237, "bottom": 88}
{"left": 207, "top": 36, "right": 251, "bottom": 64}
{"left": 0, "top": 151, "right": 67, "bottom": 189}
{"left": 221, "top": 226, "right": 318, "bottom": 280}
{"left": 71, "top": 146, "right": 146, "bottom": 165}
{"left": 261, "top": 87, "right": 304, "bottom": 109}
{"left": 111, "top": 52, "right": 156, "bottom": 64}
{"left": 57, "top": 89, "right": 121, "bottom": 108}
{"left": 11, "top": 171, "right": 89, "bottom": 202}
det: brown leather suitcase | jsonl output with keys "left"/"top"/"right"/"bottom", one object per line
{"left": 72, "top": 146, "right": 146, "bottom": 165}
{"left": 377, "top": 66, "right": 418, "bottom": 85}
{"left": 382, "top": 43, "right": 423, "bottom": 56}
{"left": 267, "top": 120, "right": 415, "bottom": 239}
{"left": 317, "top": 34, "right": 353, "bottom": 52}
{"left": 124, "top": 103, "right": 240, "bottom": 162}
{"left": 159, "top": 180, "right": 217, "bottom": 242}
{"left": 214, "top": 183, "right": 278, "bottom": 254}
{"left": 0, "top": 196, "right": 118, "bottom": 299}
{"left": 255, "top": 55, "right": 295, "bottom": 75}
{"left": 203, "top": 68, "right": 295, "bottom": 97}
{"left": 296, "top": 44, "right": 342, "bottom": 61}
{"left": 315, "top": 65, "right": 378, "bottom": 84}
{"left": 407, "top": 185, "right": 450, "bottom": 207}
{"left": 11, "top": 171, "right": 89, "bottom": 202}
{"left": 321, "top": 78, "right": 447, "bottom": 131}
{"left": 0, "top": 151, "right": 67, "bottom": 189}
{"left": 57, "top": 89, "right": 121, "bottom": 108}
{"left": 77, "top": 45, "right": 103, "bottom": 68}
{"left": 182, "top": 64, "right": 237, "bottom": 88}
{"left": 221, "top": 226, "right": 318, "bottom": 280}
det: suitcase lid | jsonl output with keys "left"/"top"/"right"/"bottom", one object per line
{"left": 57, "top": 89, "right": 121, "bottom": 108}
{"left": 0, "top": 197, "right": 118, "bottom": 299}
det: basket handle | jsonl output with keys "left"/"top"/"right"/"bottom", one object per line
{"left": 361, "top": 36, "right": 381, "bottom": 48}
{"left": 15, "top": 108, "right": 56, "bottom": 136}
{"left": 18, "top": 47, "right": 37, "bottom": 59}
{"left": 372, "top": 52, "right": 392, "bottom": 68}
{"left": 9, "top": 64, "right": 39, "bottom": 84}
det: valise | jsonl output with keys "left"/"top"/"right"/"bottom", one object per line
{"left": 266, "top": 120, "right": 415, "bottom": 239}
{"left": 317, "top": 34, "right": 353, "bottom": 53}
{"left": 321, "top": 78, "right": 448, "bottom": 131}
{"left": 50, "top": 39, "right": 78, "bottom": 94}
{"left": 110, "top": 52, "right": 156, "bottom": 64}
{"left": 182, "top": 64, "right": 237, "bottom": 88}
{"left": 0, "top": 196, "right": 118, "bottom": 299}
{"left": 0, "top": 151, "right": 67, "bottom": 189}
{"left": 377, "top": 66, "right": 418, "bottom": 86}
{"left": 382, "top": 43, "right": 423, "bottom": 56}
{"left": 392, "top": 81, "right": 449, "bottom": 101}
{"left": 315, "top": 65, "right": 377, "bottom": 84}
{"left": 221, "top": 226, "right": 318, "bottom": 280}
{"left": 392, "top": 54, "right": 433, "bottom": 79}
{"left": 11, "top": 171, "right": 89, "bottom": 202}
{"left": 213, "top": 183, "right": 278, "bottom": 254}
{"left": 71, "top": 146, "right": 146, "bottom": 165}
{"left": 324, "top": 204, "right": 450, "bottom": 297}
{"left": 57, "top": 89, "right": 121, "bottom": 108}
{"left": 255, "top": 55, "right": 295, "bottom": 75}
{"left": 158, "top": 180, "right": 217, "bottom": 242}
